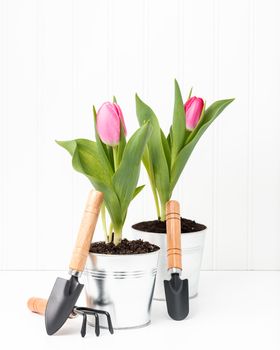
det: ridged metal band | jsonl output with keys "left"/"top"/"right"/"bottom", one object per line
{"left": 69, "top": 269, "right": 82, "bottom": 277}
{"left": 84, "top": 268, "right": 158, "bottom": 280}
{"left": 168, "top": 267, "right": 182, "bottom": 274}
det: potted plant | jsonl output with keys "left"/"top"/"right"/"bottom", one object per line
{"left": 57, "top": 101, "right": 160, "bottom": 329}
{"left": 132, "top": 80, "right": 234, "bottom": 300}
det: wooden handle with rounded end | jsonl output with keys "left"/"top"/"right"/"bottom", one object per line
{"left": 166, "top": 200, "right": 182, "bottom": 270}
{"left": 27, "top": 297, "right": 47, "bottom": 315}
{"left": 69, "top": 190, "right": 104, "bottom": 273}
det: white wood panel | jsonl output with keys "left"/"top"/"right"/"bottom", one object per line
{"left": 252, "top": 0, "right": 280, "bottom": 269}
{"left": 214, "top": 0, "right": 250, "bottom": 269}
{"left": 36, "top": 0, "right": 74, "bottom": 269}
{"left": 145, "top": 0, "right": 179, "bottom": 134}
{"left": 0, "top": 0, "right": 8, "bottom": 269}
{"left": 0, "top": 0, "right": 280, "bottom": 270}
{"left": 176, "top": 0, "right": 215, "bottom": 270}
{"left": 3, "top": 0, "right": 38, "bottom": 269}
{"left": 71, "top": 0, "right": 108, "bottom": 244}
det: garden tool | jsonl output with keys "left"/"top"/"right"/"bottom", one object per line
{"left": 164, "top": 200, "right": 189, "bottom": 320}
{"left": 27, "top": 297, "right": 114, "bottom": 337}
{"left": 45, "top": 190, "right": 103, "bottom": 335}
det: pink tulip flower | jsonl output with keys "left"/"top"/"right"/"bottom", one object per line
{"left": 184, "top": 96, "right": 204, "bottom": 131}
{"left": 96, "top": 102, "right": 127, "bottom": 146}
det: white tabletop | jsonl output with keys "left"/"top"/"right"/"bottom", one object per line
{"left": 1, "top": 271, "right": 279, "bottom": 350}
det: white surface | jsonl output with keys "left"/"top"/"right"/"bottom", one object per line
{"left": 1, "top": 0, "right": 280, "bottom": 270}
{"left": 1, "top": 271, "right": 279, "bottom": 349}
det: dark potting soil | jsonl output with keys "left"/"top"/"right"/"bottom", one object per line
{"left": 89, "top": 239, "right": 160, "bottom": 255}
{"left": 132, "top": 218, "right": 206, "bottom": 233}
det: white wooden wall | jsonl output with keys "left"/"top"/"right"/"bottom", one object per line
{"left": 0, "top": 0, "right": 279, "bottom": 270}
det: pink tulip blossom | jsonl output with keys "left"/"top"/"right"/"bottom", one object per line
{"left": 96, "top": 102, "right": 127, "bottom": 146}
{"left": 184, "top": 96, "right": 204, "bottom": 131}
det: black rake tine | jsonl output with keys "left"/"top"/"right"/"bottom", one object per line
{"left": 95, "top": 310, "right": 114, "bottom": 334}
{"left": 93, "top": 313, "right": 100, "bottom": 337}
{"left": 81, "top": 313, "right": 87, "bottom": 338}
{"left": 83, "top": 308, "right": 114, "bottom": 334}
{"left": 75, "top": 307, "right": 113, "bottom": 335}
{"left": 107, "top": 314, "right": 114, "bottom": 334}
{"left": 79, "top": 309, "right": 100, "bottom": 336}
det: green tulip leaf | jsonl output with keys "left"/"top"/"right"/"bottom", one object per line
{"left": 113, "top": 122, "right": 152, "bottom": 220}
{"left": 116, "top": 123, "right": 126, "bottom": 167}
{"left": 187, "top": 87, "right": 193, "bottom": 100}
{"left": 171, "top": 79, "right": 187, "bottom": 166}
{"left": 133, "top": 185, "right": 145, "bottom": 199}
{"left": 57, "top": 138, "right": 122, "bottom": 229}
{"left": 170, "top": 98, "right": 234, "bottom": 191}
{"left": 160, "top": 129, "right": 171, "bottom": 170}
{"left": 135, "top": 94, "right": 171, "bottom": 210}
{"left": 56, "top": 139, "right": 76, "bottom": 156}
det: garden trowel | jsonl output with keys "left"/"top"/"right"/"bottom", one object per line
{"left": 164, "top": 200, "right": 189, "bottom": 320}
{"left": 45, "top": 190, "right": 103, "bottom": 335}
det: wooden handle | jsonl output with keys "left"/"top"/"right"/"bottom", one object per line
{"left": 166, "top": 200, "right": 182, "bottom": 270}
{"left": 27, "top": 297, "right": 47, "bottom": 315}
{"left": 69, "top": 190, "right": 103, "bottom": 272}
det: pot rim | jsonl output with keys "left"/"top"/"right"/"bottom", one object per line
{"left": 131, "top": 226, "right": 207, "bottom": 235}
{"left": 88, "top": 249, "right": 160, "bottom": 258}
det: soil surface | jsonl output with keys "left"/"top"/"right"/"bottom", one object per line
{"left": 132, "top": 218, "right": 206, "bottom": 233}
{"left": 89, "top": 239, "right": 160, "bottom": 255}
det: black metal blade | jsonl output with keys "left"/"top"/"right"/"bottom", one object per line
{"left": 45, "top": 276, "right": 84, "bottom": 335}
{"left": 164, "top": 273, "right": 189, "bottom": 321}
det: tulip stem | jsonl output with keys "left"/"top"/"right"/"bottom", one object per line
{"left": 113, "top": 146, "right": 118, "bottom": 171}
{"left": 160, "top": 201, "right": 166, "bottom": 222}
{"left": 109, "top": 222, "right": 114, "bottom": 243}
{"left": 101, "top": 203, "right": 109, "bottom": 243}
{"left": 150, "top": 182, "right": 161, "bottom": 220}
{"left": 113, "top": 227, "right": 122, "bottom": 245}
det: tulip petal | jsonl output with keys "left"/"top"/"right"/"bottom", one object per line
{"left": 113, "top": 103, "right": 127, "bottom": 136}
{"left": 96, "top": 102, "right": 122, "bottom": 146}
{"left": 185, "top": 96, "right": 204, "bottom": 131}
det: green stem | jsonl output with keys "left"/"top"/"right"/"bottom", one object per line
{"left": 150, "top": 181, "right": 161, "bottom": 220}
{"left": 113, "top": 146, "right": 118, "bottom": 171}
{"left": 146, "top": 166, "right": 161, "bottom": 219}
{"left": 113, "top": 227, "right": 122, "bottom": 245}
{"left": 101, "top": 203, "right": 108, "bottom": 243}
{"left": 160, "top": 201, "right": 166, "bottom": 221}
{"left": 109, "top": 222, "right": 114, "bottom": 243}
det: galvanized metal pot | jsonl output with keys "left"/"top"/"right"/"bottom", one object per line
{"left": 84, "top": 249, "right": 159, "bottom": 329}
{"left": 132, "top": 227, "right": 206, "bottom": 300}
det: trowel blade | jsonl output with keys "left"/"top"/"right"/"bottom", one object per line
{"left": 45, "top": 276, "right": 84, "bottom": 335}
{"left": 164, "top": 273, "right": 189, "bottom": 321}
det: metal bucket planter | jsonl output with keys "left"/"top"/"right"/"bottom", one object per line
{"left": 84, "top": 249, "right": 159, "bottom": 329}
{"left": 132, "top": 227, "right": 206, "bottom": 300}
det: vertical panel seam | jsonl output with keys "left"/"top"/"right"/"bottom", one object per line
{"left": 107, "top": 0, "right": 113, "bottom": 97}
{"left": 143, "top": 0, "right": 149, "bottom": 99}
{"left": 71, "top": 0, "right": 75, "bottom": 247}
{"left": 212, "top": 0, "right": 220, "bottom": 270}
{"left": 0, "top": 0, "right": 5, "bottom": 270}
{"left": 71, "top": 0, "right": 74, "bottom": 249}
{"left": 177, "top": 0, "right": 184, "bottom": 211}
{"left": 3, "top": 0, "right": 8, "bottom": 270}
{"left": 35, "top": 0, "right": 40, "bottom": 270}
{"left": 177, "top": 0, "right": 183, "bottom": 81}
{"left": 247, "top": 0, "right": 255, "bottom": 270}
